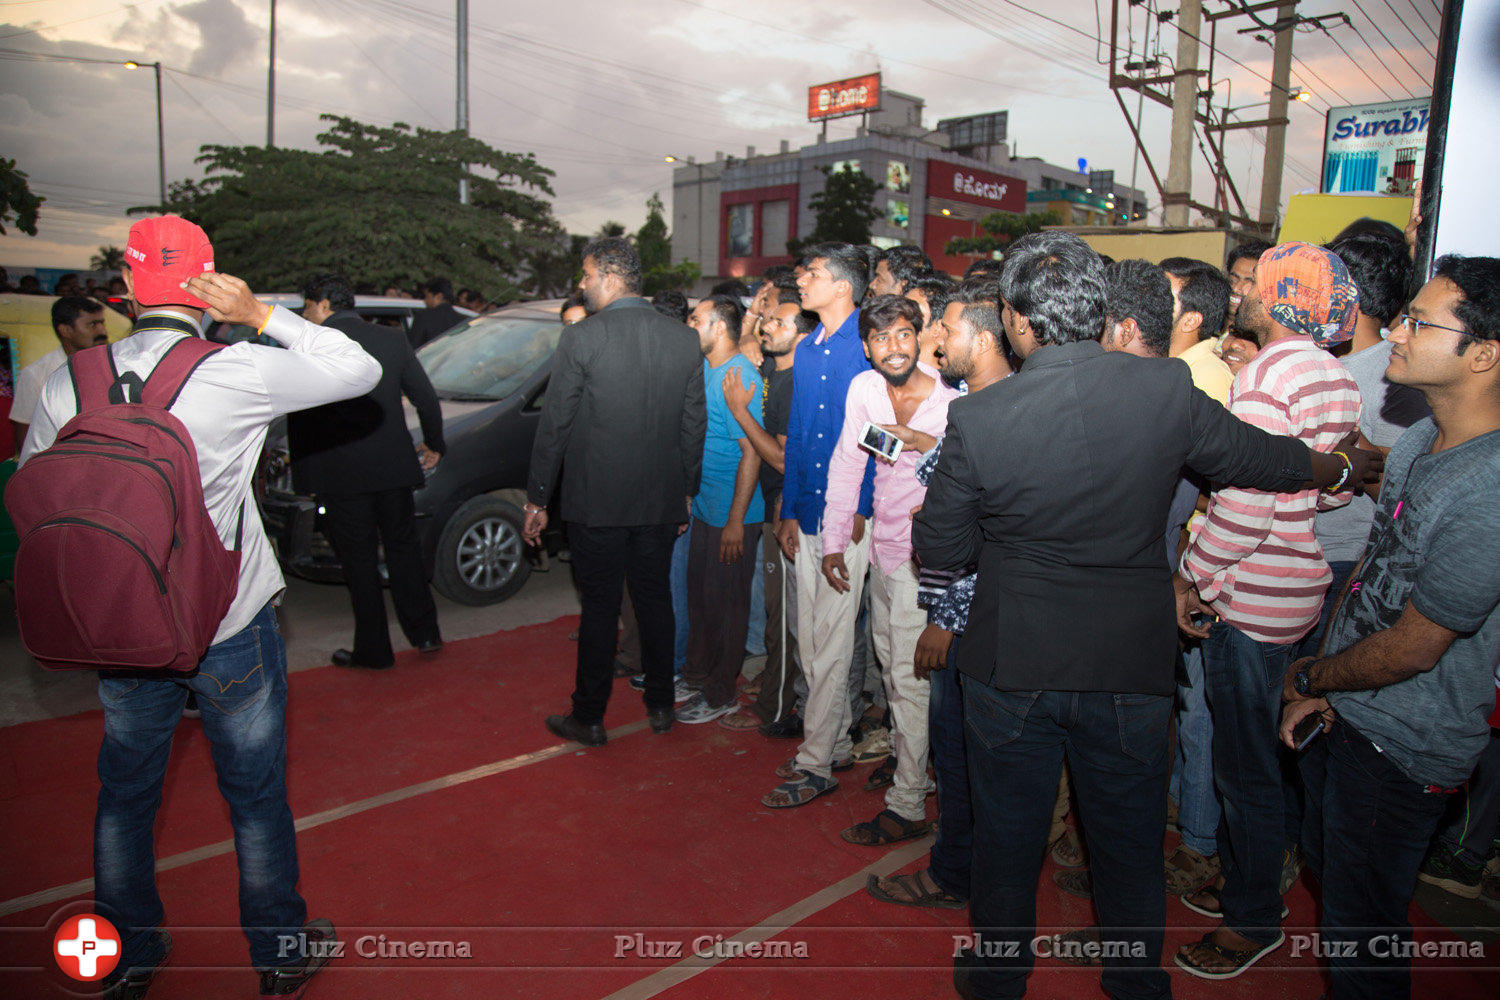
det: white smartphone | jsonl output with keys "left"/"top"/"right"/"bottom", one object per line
{"left": 858, "top": 421, "right": 903, "bottom": 462}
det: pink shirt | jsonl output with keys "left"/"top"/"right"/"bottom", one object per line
{"left": 823, "top": 364, "right": 961, "bottom": 572}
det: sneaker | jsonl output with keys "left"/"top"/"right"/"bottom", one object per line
{"left": 674, "top": 692, "right": 738, "bottom": 725}
{"left": 1278, "top": 843, "right": 1304, "bottom": 896}
{"left": 1482, "top": 871, "right": 1499, "bottom": 909}
{"left": 1165, "top": 844, "right": 1221, "bottom": 897}
{"left": 102, "top": 931, "right": 171, "bottom": 1000}
{"left": 1418, "top": 842, "right": 1484, "bottom": 899}
{"left": 258, "top": 918, "right": 336, "bottom": 998}
{"left": 674, "top": 676, "right": 698, "bottom": 703}
{"left": 851, "top": 724, "right": 892, "bottom": 763}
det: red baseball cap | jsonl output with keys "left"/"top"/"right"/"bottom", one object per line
{"left": 124, "top": 215, "right": 214, "bottom": 310}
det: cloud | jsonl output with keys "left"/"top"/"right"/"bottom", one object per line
{"left": 171, "top": 0, "right": 260, "bottom": 76}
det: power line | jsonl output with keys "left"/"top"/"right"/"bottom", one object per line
{"left": 1290, "top": 53, "right": 1351, "bottom": 107}
{"left": 164, "top": 71, "right": 246, "bottom": 145}
{"left": 1381, "top": 0, "right": 1437, "bottom": 53}
{"left": 1316, "top": 23, "right": 1397, "bottom": 100}
{"left": 305, "top": 0, "right": 446, "bottom": 125}
{"left": 1341, "top": 18, "right": 1421, "bottom": 97}
{"left": 0, "top": 0, "right": 163, "bottom": 41}
{"left": 1347, "top": 0, "right": 1435, "bottom": 89}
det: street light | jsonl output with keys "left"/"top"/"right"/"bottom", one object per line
{"left": 125, "top": 60, "right": 166, "bottom": 206}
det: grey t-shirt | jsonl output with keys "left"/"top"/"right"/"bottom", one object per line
{"left": 1327, "top": 418, "right": 1500, "bottom": 788}
{"left": 1314, "top": 340, "right": 1433, "bottom": 563}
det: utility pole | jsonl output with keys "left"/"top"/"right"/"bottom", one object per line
{"left": 456, "top": 0, "right": 469, "bottom": 205}
{"left": 267, "top": 0, "right": 276, "bottom": 147}
{"left": 152, "top": 62, "right": 165, "bottom": 205}
{"left": 1258, "top": 0, "right": 1298, "bottom": 230}
{"left": 1163, "top": 0, "right": 1201, "bottom": 226}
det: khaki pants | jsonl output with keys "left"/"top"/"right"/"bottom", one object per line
{"left": 868, "top": 559, "right": 931, "bottom": 822}
{"left": 792, "top": 528, "right": 871, "bottom": 779}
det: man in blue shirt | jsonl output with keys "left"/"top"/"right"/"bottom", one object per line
{"left": 677, "top": 295, "right": 765, "bottom": 724}
{"left": 764, "top": 243, "right": 876, "bottom": 807}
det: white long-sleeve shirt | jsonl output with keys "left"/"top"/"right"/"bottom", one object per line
{"left": 20, "top": 305, "right": 381, "bottom": 644}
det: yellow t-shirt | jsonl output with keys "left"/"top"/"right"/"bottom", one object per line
{"left": 1178, "top": 337, "right": 1233, "bottom": 405}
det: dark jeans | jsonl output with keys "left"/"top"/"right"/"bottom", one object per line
{"left": 94, "top": 602, "right": 307, "bottom": 969}
{"left": 682, "top": 516, "right": 758, "bottom": 708}
{"left": 928, "top": 633, "right": 971, "bottom": 900}
{"left": 1434, "top": 729, "right": 1500, "bottom": 868}
{"left": 321, "top": 489, "right": 440, "bottom": 666}
{"left": 1203, "top": 621, "right": 1294, "bottom": 946}
{"left": 963, "top": 682, "right": 1172, "bottom": 1000}
{"left": 567, "top": 522, "right": 678, "bottom": 724}
{"left": 751, "top": 522, "right": 802, "bottom": 724}
{"left": 1301, "top": 716, "right": 1451, "bottom": 1000}
{"left": 1287, "top": 560, "right": 1358, "bottom": 848}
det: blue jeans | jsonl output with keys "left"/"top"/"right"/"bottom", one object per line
{"left": 1203, "top": 621, "right": 1294, "bottom": 946}
{"left": 1288, "top": 560, "right": 1357, "bottom": 850}
{"left": 928, "top": 635, "right": 971, "bottom": 900}
{"left": 95, "top": 602, "right": 306, "bottom": 969}
{"left": 1300, "top": 716, "right": 1450, "bottom": 1000}
{"left": 962, "top": 682, "right": 1172, "bottom": 1000}
{"left": 671, "top": 522, "right": 691, "bottom": 674}
{"left": 1169, "top": 643, "right": 1219, "bottom": 857}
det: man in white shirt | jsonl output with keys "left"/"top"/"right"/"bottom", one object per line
{"left": 9, "top": 295, "right": 109, "bottom": 449}
{"left": 20, "top": 215, "right": 380, "bottom": 1000}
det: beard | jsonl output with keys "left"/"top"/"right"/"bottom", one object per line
{"left": 761, "top": 340, "right": 794, "bottom": 358}
{"left": 877, "top": 355, "right": 915, "bottom": 386}
{"left": 939, "top": 349, "right": 974, "bottom": 382}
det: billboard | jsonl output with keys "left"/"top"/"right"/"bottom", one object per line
{"left": 807, "top": 74, "right": 881, "bottom": 122}
{"left": 1322, "top": 97, "right": 1431, "bottom": 195}
{"left": 925, "top": 160, "right": 1026, "bottom": 213}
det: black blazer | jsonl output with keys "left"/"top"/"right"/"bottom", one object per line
{"left": 289, "top": 311, "right": 445, "bottom": 496}
{"left": 912, "top": 340, "right": 1311, "bottom": 696}
{"left": 525, "top": 297, "right": 706, "bottom": 527}
{"left": 408, "top": 303, "right": 466, "bottom": 349}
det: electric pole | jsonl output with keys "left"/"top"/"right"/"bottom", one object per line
{"left": 1258, "top": 0, "right": 1298, "bottom": 230}
{"left": 267, "top": 0, "right": 276, "bottom": 147}
{"left": 457, "top": 0, "right": 469, "bottom": 205}
{"left": 1163, "top": 0, "right": 1202, "bottom": 227}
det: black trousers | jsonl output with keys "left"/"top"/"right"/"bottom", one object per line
{"left": 321, "top": 489, "right": 440, "bottom": 667}
{"left": 682, "top": 517, "right": 758, "bottom": 708}
{"left": 567, "top": 522, "right": 678, "bottom": 724}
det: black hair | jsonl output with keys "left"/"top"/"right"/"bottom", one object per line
{"left": 353, "top": 281, "right": 379, "bottom": 295}
{"left": 763, "top": 264, "right": 798, "bottom": 291}
{"left": 775, "top": 287, "right": 803, "bottom": 308}
{"left": 1327, "top": 231, "right": 1412, "bottom": 328}
{"left": 560, "top": 288, "right": 587, "bottom": 318}
{"left": 301, "top": 273, "right": 355, "bottom": 312}
{"left": 856, "top": 244, "right": 881, "bottom": 287}
{"left": 1332, "top": 217, "right": 1405, "bottom": 245}
{"left": 1434, "top": 254, "right": 1500, "bottom": 351}
{"left": 1098, "top": 254, "right": 1116, "bottom": 268}
{"left": 1104, "top": 260, "right": 1174, "bottom": 357}
{"left": 880, "top": 245, "right": 934, "bottom": 290}
{"left": 999, "top": 232, "right": 1107, "bottom": 347}
{"left": 710, "top": 279, "right": 751, "bottom": 300}
{"left": 1159, "top": 257, "right": 1231, "bottom": 338}
{"left": 699, "top": 293, "right": 746, "bottom": 341}
{"left": 52, "top": 295, "right": 104, "bottom": 331}
{"left": 858, "top": 293, "right": 923, "bottom": 340}
{"left": 767, "top": 290, "right": 818, "bottom": 336}
{"left": 581, "top": 236, "right": 643, "bottom": 293}
{"left": 963, "top": 258, "right": 1005, "bottom": 281}
{"left": 1226, "top": 239, "right": 1273, "bottom": 273}
{"left": 907, "top": 270, "right": 957, "bottom": 322}
{"left": 650, "top": 289, "right": 690, "bottom": 323}
{"left": 18, "top": 274, "right": 41, "bottom": 293}
{"left": 800, "top": 242, "right": 869, "bottom": 302}
{"left": 457, "top": 287, "right": 480, "bottom": 304}
{"left": 423, "top": 276, "right": 454, "bottom": 302}
{"left": 791, "top": 308, "right": 818, "bottom": 336}
{"left": 948, "top": 279, "right": 1001, "bottom": 341}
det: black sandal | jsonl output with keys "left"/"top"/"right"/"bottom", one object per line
{"left": 840, "top": 808, "right": 933, "bottom": 845}
{"left": 865, "top": 870, "right": 966, "bottom": 909}
{"left": 864, "top": 756, "right": 896, "bottom": 791}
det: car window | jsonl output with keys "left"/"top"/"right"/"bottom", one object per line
{"left": 417, "top": 314, "right": 562, "bottom": 401}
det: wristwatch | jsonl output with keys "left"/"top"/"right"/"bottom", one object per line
{"left": 522, "top": 502, "right": 544, "bottom": 515}
{"left": 1293, "top": 665, "right": 1316, "bottom": 698}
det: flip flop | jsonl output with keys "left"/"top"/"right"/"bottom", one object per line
{"left": 1174, "top": 931, "right": 1285, "bottom": 980}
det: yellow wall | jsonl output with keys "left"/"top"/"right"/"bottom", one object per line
{"left": 1073, "top": 230, "right": 1232, "bottom": 268}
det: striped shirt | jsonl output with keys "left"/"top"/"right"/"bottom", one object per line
{"left": 1180, "top": 335, "right": 1361, "bottom": 645}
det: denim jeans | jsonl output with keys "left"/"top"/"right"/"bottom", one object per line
{"left": 962, "top": 682, "right": 1172, "bottom": 1000}
{"left": 1202, "top": 621, "right": 1295, "bottom": 946}
{"left": 1300, "top": 716, "right": 1450, "bottom": 1000}
{"left": 94, "top": 602, "right": 307, "bottom": 969}
{"left": 1169, "top": 643, "right": 1219, "bottom": 857}
{"left": 928, "top": 635, "right": 971, "bottom": 900}
{"left": 1287, "top": 559, "right": 1358, "bottom": 848}
{"left": 671, "top": 522, "right": 691, "bottom": 674}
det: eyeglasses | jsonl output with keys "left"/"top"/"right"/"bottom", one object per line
{"left": 1394, "top": 313, "right": 1474, "bottom": 339}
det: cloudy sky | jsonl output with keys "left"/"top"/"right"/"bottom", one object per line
{"left": 0, "top": 0, "right": 1443, "bottom": 270}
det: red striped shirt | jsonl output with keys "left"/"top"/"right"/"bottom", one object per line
{"left": 1181, "top": 336, "right": 1361, "bottom": 644}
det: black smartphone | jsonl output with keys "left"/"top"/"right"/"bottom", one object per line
{"left": 1292, "top": 712, "right": 1325, "bottom": 751}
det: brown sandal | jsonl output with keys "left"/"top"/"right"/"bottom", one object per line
{"left": 865, "top": 870, "right": 966, "bottom": 909}
{"left": 840, "top": 808, "right": 933, "bottom": 846}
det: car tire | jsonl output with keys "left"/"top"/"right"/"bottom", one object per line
{"left": 432, "top": 495, "right": 532, "bottom": 606}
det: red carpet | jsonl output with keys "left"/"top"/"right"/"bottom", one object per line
{"left": 1, "top": 616, "right": 1492, "bottom": 998}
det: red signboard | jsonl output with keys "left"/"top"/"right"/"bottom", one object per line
{"left": 807, "top": 74, "right": 881, "bottom": 122}
{"left": 925, "top": 160, "right": 1027, "bottom": 214}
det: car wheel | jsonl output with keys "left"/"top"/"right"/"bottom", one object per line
{"left": 433, "top": 495, "right": 531, "bottom": 605}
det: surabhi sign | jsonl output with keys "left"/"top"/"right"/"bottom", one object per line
{"left": 925, "top": 160, "right": 1027, "bottom": 213}
{"left": 807, "top": 74, "right": 881, "bottom": 122}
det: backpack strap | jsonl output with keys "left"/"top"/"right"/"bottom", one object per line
{"left": 140, "top": 336, "right": 224, "bottom": 410}
{"left": 66, "top": 345, "right": 121, "bottom": 413}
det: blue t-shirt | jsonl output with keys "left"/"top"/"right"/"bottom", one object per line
{"left": 692, "top": 354, "right": 765, "bottom": 528}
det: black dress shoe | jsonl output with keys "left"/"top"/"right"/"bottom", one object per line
{"left": 416, "top": 638, "right": 443, "bottom": 655}
{"left": 759, "top": 715, "right": 804, "bottom": 739}
{"left": 331, "top": 649, "right": 393, "bottom": 670}
{"left": 647, "top": 708, "right": 674, "bottom": 734}
{"left": 546, "top": 714, "right": 607, "bottom": 746}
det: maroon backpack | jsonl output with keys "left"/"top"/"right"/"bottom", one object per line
{"left": 5, "top": 335, "right": 242, "bottom": 672}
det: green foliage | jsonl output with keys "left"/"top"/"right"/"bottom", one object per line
{"left": 1, "top": 158, "right": 44, "bottom": 237}
{"left": 595, "top": 220, "right": 627, "bottom": 238}
{"left": 636, "top": 192, "right": 699, "bottom": 295}
{"left": 141, "top": 116, "right": 559, "bottom": 298}
{"left": 943, "top": 209, "right": 1062, "bottom": 257}
{"left": 787, "top": 164, "right": 879, "bottom": 258}
{"left": 90, "top": 245, "right": 124, "bottom": 271}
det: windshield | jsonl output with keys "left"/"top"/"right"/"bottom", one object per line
{"left": 418, "top": 313, "right": 562, "bottom": 400}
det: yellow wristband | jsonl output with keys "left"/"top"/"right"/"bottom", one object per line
{"left": 255, "top": 305, "right": 274, "bottom": 335}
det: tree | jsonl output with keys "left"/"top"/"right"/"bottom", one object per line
{"left": 90, "top": 245, "right": 125, "bottom": 271}
{"left": 635, "top": 192, "right": 699, "bottom": 295}
{"left": 1, "top": 158, "right": 43, "bottom": 237}
{"left": 787, "top": 164, "right": 879, "bottom": 257}
{"left": 595, "top": 220, "right": 627, "bottom": 239}
{"left": 943, "top": 209, "right": 1062, "bottom": 258}
{"left": 143, "top": 115, "right": 559, "bottom": 297}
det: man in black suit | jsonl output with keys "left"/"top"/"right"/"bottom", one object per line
{"left": 290, "top": 273, "right": 446, "bottom": 669}
{"left": 911, "top": 233, "right": 1379, "bottom": 1000}
{"left": 523, "top": 237, "right": 707, "bottom": 745}
{"left": 407, "top": 276, "right": 466, "bottom": 349}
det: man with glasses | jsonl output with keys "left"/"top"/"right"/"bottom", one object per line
{"left": 1280, "top": 254, "right": 1500, "bottom": 1000}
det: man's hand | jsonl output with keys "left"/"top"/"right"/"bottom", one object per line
{"left": 878, "top": 423, "right": 938, "bottom": 457}
{"left": 184, "top": 272, "right": 272, "bottom": 328}
{"left": 416, "top": 443, "right": 441, "bottom": 472}
{"left": 822, "top": 552, "right": 852, "bottom": 593}
{"left": 1332, "top": 430, "right": 1384, "bottom": 492}
{"left": 679, "top": 497, "right": 691, "bottom": 536}
{"left": 1280, "top": 697, "right": 1333, "bottom": 749}
{"left": 776, "top": 517, "right": 799, "bottom": 561}
{"left": 852, "top": 515, "right": 866, "bottom": 546}
{"left": 914, "top": 624, "right": 953, "bottom": 680}
{"left": 1283, "top": 656, "right": 1318, "bottom": 704}
{"left": 722, "top": 369, "right": 755, "bottom": 414}
{"left": 720, "top": 521, "right": 745, "bottom": 564}
{"left": 909, "top": 504, "right": 922, "bottom": 521}
{"left": 1174, "top": 572, "right": 1212, "bottom": 639}
{"left": 1404, "top": 178, "right": 1422, "bottom": 259}
{"left": 522, "top": 505, "right": 548, "bottom": 548}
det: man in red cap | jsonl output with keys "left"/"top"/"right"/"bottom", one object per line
{"left": 20, "top": 215, "right": 381, "bottom": 999}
